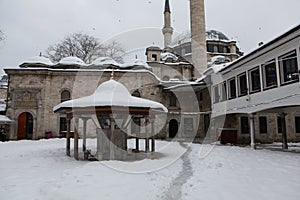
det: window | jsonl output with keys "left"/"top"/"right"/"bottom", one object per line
{"left": 214, "top": 45, "right": 218, "bottom": 52}
{"left": 259, "top": 116, "right": 268, "bottom": 134}
{"left": 169, "top": 94, "right": 176, "bottom": 106}
{"left": 228, "top": 78, "right": 237, "bottom": 99}
{"left": 262, "top": 59, "right": 278, "bottom": 89}
{"left": 181, "top": 48, "right": 186, "bottom": 55}
{"left": 223, "top": 47, "right": 227, "bottom": 53}
{"left": 238, "top": 73, "right": 248, "bottom": 96}
{"left": 132, "top": 90, "right": 141, "bottom": 97}
{"left": 59, "top": 117, "right": 67, "bottom": 133}
{"left": 213, "top": 85, "right": 220, "bottom": 103}
{"left": 220, "top": 82, "right": 227, "bottom": 101}
{"left": 151, "top": 54, "right": 158, "bottom": 61}
{"left": 241, "top": 116, "right": 250, "bottom": 134}
{"left": 295, "top": 116, "right": 300, "bottom": 133}
{"left": 277, "top": 116, "right": 282, "bottom": 134}
{"left": 279, "top": 50, "right": 299, "bottom": 84}
{"left": 249, "top": 67, "right": 261, "bottom": 93}
{"left": 162, "top": 76, "right": 169, "bottom": 81}
{"left": 61, "top": 90, "right": 71, "bottom": 102}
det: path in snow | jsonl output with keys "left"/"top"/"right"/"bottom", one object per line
{"left": 164, "top": 142, "right": 193, "bottom": 200}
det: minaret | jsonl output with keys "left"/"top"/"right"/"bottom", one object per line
{"left": 190, "top": 0, "right": 207, "bottom": 77}
{"left": 162, "top": 0, "right": 173, "bottom": 48}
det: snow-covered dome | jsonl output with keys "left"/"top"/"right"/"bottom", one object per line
{"left": 120, "top": 59, "right": 151, "bottom": 69}
{"left": 172, "top": 29, "right": 230, "bottom": 46}
{"left": 20, "top": 56, "right": 53, "bottom": 67}
{"left": 58, "top": 56, "right": 86, "bottom": 65}
{"left": 206, "top": 30, "right": 229, "bottom": 41}
{"left": 92, "top": 57, "right": 119, "bottom": 66}
{"left": 161, "top": 52, "right": 178, "bottom": 61}
{"left": 53, "top": 79, "right": 167, "bottom": 112}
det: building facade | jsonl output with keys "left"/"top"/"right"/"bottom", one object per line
{"left": 206, "top": 25, "right": 300, "bottom": 145}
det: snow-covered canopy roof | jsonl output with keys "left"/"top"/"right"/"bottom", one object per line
{"left": 58, "top": 56, "right": 86, "bottom": 66}
{"left": 19, "top": 56, "right": 54, "bottom": 67}
{"left": 53, "top": 79, "right": 167, "bottom": 113}
{"left": 91, "top": 57, "right": 119, "bottom": 66}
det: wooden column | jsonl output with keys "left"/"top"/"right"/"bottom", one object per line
{"left": 281, "top": 113, "right": 288, "bottom": 150}
{"left": 82, "top": 118, "right": 87, "bottom": 152}
{"left": 151, "top": 117, "right": 155, "bottom": 152}
{"left": 135, "top": 116, "right": 140, "bottom": 152}
{"left": 249, "top": 114, "right": 256, "bottom": 149}
{"left": 110, "top": 115, "right": 115, "bottom": 160}
{"left": 74, "top": 118, "right": 79, "bottom": 160}
{"left": 135, "top": 138, "right": 139, "bottom": 152}
{"left": 66, "top": 114, "right": 72, "bottom": 156}
{"left": 145, "top": 116, "right": 150, "bottom": 153}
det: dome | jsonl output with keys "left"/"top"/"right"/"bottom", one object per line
{"left": 161, "top": 52, "right": 178, "bottom": 61}
{"left": 58, "top": 56, "right": 86, "bottom": 65}
{"left": 92, "top": 57, "right": 119, "bottom": 66}
{"left": 94, "top": 79, "right": 131, "bottom": 103}
{"left": 120, "top": 59, "right": 151, "bottom": 69}
{"left": 20, "top": 56, "right": 53, "bottom": 66}
{"left": 206, "top": 29, "right": 229, "bottom": 41}
{"left": 171, "top": 29, "right": 230, "bottom": 45}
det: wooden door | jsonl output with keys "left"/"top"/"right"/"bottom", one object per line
{"left": 17, "top": 112, "right": 33, "bottom": 140}
{"left": 18, "top": 113, "right": 27, "bottom": 140}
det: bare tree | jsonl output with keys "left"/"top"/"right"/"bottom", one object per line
{"left": 46, "top": 33, "right": 125, "bottom": 63}
{"left": 0, "top": 30, "right": 5, "bottom": 42}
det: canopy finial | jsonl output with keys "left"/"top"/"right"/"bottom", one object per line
{"left": 111, "top": 68, "right": 115, "bottom": 80}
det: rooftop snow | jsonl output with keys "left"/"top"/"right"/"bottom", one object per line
{"left": 120, "top": 59, "right": 151, "bottom": 69}
{"left": 19, "top": 56, "right": 54, "bottom": 66}
{"left": 91, "top": 57, "right": 119, "bottom": 66}
{"left": 58, "top": 56, "right": 86, "bottom": 66}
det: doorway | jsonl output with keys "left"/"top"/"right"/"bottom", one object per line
{"left": 18, "top": 112, "right": 33, "bottom": 140}
{"left": 204, "top": 114, "right": 210, "bottom": 136}
{"left": 169, "top": 119, "right": 178, "bottom": 138}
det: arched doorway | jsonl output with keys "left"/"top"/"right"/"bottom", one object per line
{"left": 169, "top": 119, "right": 178, "bottom": 138}
{"left": 18, "top": 112, "right": 33, "bottom": 140}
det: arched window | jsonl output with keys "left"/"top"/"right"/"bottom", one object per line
{"left": 162, "top": 76, "right": 170, "bottom": 81}
{"left": 61, "top": 90, "right": 71, "bottom": 102}
{"left": 214, "top": 45, "right": 218, "bottom": 53}
{"left": 132, "top": 90, "right": 141, "bottom": 97}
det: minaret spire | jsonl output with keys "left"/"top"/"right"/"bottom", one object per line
{"left": 162, "top": 0, "right": 173, "bottom": 48}
{"left": 164, "top": 0, "right": 170, "bottom": 13}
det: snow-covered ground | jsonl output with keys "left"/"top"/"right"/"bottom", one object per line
{"left": 0, "top": 139, "right": 299, "bottom": 200}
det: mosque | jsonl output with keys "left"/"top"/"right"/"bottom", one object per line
{"left": 2, "top": 0, "right": 300, "bottom": 148}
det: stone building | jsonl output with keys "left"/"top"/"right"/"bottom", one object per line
{"left": 4, "top": 55, "right": 209, "bottom": 141}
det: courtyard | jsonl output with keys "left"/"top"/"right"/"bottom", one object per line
{"left": 0, "top": 139, "right": 299, "bottom": 200}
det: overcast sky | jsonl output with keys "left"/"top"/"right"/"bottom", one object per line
{"left": 0, "top": 0, "right": 300, "bottom": 74}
